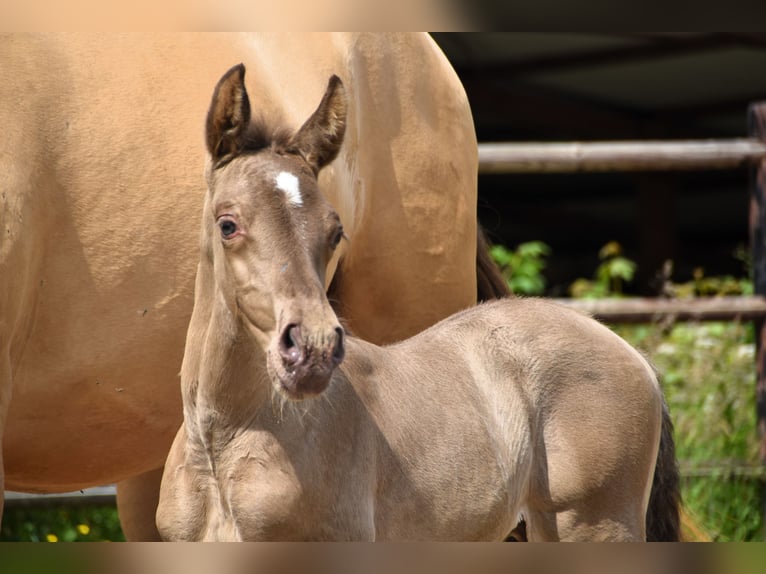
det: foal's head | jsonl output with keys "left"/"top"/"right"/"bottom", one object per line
{"left": 203, "top": 64, "right": 346, "bottom": 400}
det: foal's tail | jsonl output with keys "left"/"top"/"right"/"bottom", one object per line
{"left": 476, "top": 225, "right": 511, "bottom": 301}
{"left": 646, "top": 397, "right": 682, "bottom": 541}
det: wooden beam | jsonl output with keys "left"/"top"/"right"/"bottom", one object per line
{"left": 4, "top": 486, "right": 116, "bottom": 508}
{"left": 479, "top": 139, "right": 766, "bottom": 173}
{"left": 554, "top": 296, "right": 766, "bottom": 323}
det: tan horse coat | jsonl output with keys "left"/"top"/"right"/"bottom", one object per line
{"left": 157, "top": 65, "right": 678, "bottom": 541}
{"left": 159, "top": 299, "right": 664, "bottom": 541}
{"left": 0, "top": 34, "right": 480, "bottom": 535}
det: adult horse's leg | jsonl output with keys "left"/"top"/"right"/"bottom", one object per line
{"left": 116, "top": 468, "right": 165, "bottom": 541}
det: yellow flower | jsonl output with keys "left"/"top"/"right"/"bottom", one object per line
{"left": 46, "top": 534, "right": 58, "bottom": 543}
{"left": 77, "top": 524, "right": 91, "bottom": 536}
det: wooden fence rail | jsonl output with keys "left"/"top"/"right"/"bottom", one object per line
{"left": 557, "top": 295, "right": 766, "bottom": 323}
{"left": 478, "top": 138, "right": 766, "bottom": 173}
{"left": 4, "top": 487, "right": 117, "bottom": 508}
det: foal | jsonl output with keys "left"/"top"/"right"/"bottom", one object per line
{"left": 157, "top": 64, "right": 680, "bottom": 541}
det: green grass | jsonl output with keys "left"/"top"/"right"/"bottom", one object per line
{"left": 617, "top": 321, "right": 763, "bottom": 541}
{"left": 0, "top": 505, "right": 124, "bottom": 542}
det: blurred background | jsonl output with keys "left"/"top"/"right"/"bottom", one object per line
{"left": 432, "top": 33, "right": 766, "bottom": 296}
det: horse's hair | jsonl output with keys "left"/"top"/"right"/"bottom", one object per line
{"left": 646, "top": 396, "right": 682, "bottom": 541}
{"left": 476, "top": 226, "right": 511, "bottom": 301}
{"left": 241, "top": 118, "right": 294, "bottom": 153}
{"left": 239, "top": 118, "right": 294, "bottom": 158}
{"left": 209, "top": 113, "right": 295, "bottom": 171}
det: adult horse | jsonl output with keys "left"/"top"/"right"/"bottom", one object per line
{"left": 0, "top": 34, "right": 503, "bottom": 539}
{"left": 157, "top": 64, "right": 681, "bottom": 540}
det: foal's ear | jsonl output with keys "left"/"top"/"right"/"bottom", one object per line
{"left": 206, "top": 63, "right": 251, "bottom": 163}
{"left": 287, "top": 75, "right": 347, "bottom": 173}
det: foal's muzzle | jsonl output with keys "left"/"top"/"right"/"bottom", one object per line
{"left": 273, "top": 323, "right": 345, "bottom": 398}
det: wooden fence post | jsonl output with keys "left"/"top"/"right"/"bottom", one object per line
{"left": 748, "top": 102, "right": 766, "bottom": 534}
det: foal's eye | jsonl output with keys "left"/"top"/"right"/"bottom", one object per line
{"left": 330, "top": 226, "right": 345, "bottom": 250}
{"left": 218, "top": 218, "right": 238, "bottom": 239}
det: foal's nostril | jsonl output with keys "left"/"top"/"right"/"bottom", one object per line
{"left": 332, "top": 327, "right": 345, "bottom": 365}
{"left": 279, "top": 324, "right": 303, "bottom": 365}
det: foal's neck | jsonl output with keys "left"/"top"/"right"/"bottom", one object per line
{"left": 181, "top": 286, "right": 274, "bottom": 433}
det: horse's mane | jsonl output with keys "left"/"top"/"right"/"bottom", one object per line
{"left": 240, "top": 117, "right": 294, "bottom": 156}
{"left": 210, "top": 117, "right": 298, "bottom": 170}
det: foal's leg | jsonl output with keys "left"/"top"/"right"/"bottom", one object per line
{"left": 116, "top": 467, "right": 165, "bottom": 541}
{"left": 525, "top": 503, "right": 645, "bottom": 542}
{"left": 555, "top": 504, "right": 645, "bottom": 542}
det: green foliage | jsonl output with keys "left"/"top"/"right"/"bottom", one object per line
{"left": 668, "top": 267, "right": 753, "bottom": 298}
{"left": 656, "top": 245, "right": 753, "bottom": 298}
{"left": 0, "top": 505, "right": 124, "bottom": 542}
{"left": 688, "top": 272, "right": 753, "bottom": 296}
{"left": 570, "top": 241, "right": 637, "bottom": 299}
{"left": 616, "top": 321, "right": 762, "bottom": 541}
{"left": 490, "top": 241, "right": 551, "bottom": 295}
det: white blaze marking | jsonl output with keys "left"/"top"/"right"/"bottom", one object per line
{"left": 276, "top": 171, "right": 302, "bottom": 206}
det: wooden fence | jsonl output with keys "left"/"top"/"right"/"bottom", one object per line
{"left": 478, "top": 138, "right": 766, "bottom": 173}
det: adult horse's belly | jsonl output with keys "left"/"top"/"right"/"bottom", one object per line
{"left": 3, "top": 164, "right": 199, "bottom": 487}
{"left": 1, "top": 34, "right": 228, "bottom": 489}
{"left": 1, "top": 33, "right": 477, "bottom": 490}
{"left": 4, "top": 287, "right": 193, "bottom": 490}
